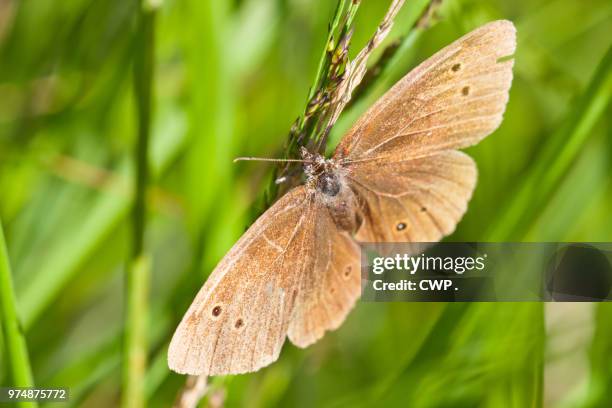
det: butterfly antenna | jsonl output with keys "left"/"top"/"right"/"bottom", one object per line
{"left": 233, "top": 157, "right": 310, "bottom": 164}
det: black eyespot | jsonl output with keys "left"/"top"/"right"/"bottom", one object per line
{"left": 235, "top": 319, "right": 244, "bottom": 329}
{"left": 462, "top": 86, "right": 470, "bottom": 96}
{"left": 396, "top": 222, "right": 407, "bottom": 231}
{"left": 451, "top": 63, "right": 461, "bottom": 72}
{"left": 212, "top": 306, "right": 222, "bottom": 317}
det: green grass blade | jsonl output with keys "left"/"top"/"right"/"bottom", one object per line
{"left": 0, "top": 219, "right": 37, "bottom": 408}
{"left": 121, "top": 2, "right": 156, "bottom": 406}
{"left": 487, "top": 43, "right": 612, "bottom": 240}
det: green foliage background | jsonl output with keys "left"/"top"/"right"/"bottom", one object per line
{"left": 0, "top": 0, "right": 611, "bottom": 406}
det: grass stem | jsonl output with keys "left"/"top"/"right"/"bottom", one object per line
{"left": 306, "top": 0, "right": 346, "bottom": 104}
{"left": 0, "top": 221, "right": 37, "bottom": 408}
{"left": 122, "top": 1, "right": 156, "bottom": 407}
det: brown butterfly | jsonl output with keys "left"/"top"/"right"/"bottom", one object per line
{"left": 169, "top": 20, "right": 516, "bottom": 376}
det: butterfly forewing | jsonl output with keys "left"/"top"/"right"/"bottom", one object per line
{"left": 334, "top": 20, "right": 516, "bottom": 162}
{"left": 168, "top": 186, "right": 315, "bottom": 375}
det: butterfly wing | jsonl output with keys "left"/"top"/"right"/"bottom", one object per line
{"left": 168, "top": 186, "right": 362, "bottom": 375}
{"left": 348, "top": 151, "right": 477, "bottom": 242}
{"left": 288, "top": 204, "right": 361, "bottom": 348}
{"left": 334, "top": 20, "right": 516, "bottom": 161}
{"left": 168, "top": 186, "right": 315, "bottom": 375}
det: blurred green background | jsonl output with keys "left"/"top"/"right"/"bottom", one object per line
{"left": 0, "top": 0, "right": 611, "bottom": 407}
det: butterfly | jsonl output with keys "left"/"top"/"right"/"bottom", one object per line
{"left": 168, "top": 20, "right": 516, "bottom": 376}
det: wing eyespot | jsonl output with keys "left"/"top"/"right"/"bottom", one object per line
{"left": 211, "top": 305, "right": 222, "bottom": 318}
{"left": 461, "top": 86, "right": 470, "bottom": 96}
{"left": 396, "top": 222, "right": 407, "bottom": 231}
{"left": 451, "top": 63, "right": 462, "bottom": 72}
{"left": 343, "top": 265, "right": 352, "bottom": 279}
{"left": 234, "top": 318, "right": 244, "bottom": 329}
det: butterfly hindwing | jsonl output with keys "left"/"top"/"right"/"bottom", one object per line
{"left": 288, "top": 202, "right": 361, "bottom": 348}
{"left": 347, "top": 151, "right": 477, "bottom": 242}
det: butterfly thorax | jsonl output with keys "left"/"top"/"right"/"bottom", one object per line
{"left": 300, "top": 148, "right": 340, "bottom": 194}
{"left": 301, "top": 148, "right": 359, "bottom": 233}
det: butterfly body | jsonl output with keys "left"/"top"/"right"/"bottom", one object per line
{"left": 169, "top": 20, "right": 516, "bottom": 376}
{"left": 302, "top": 148, "right": 360, "bottom": 233}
